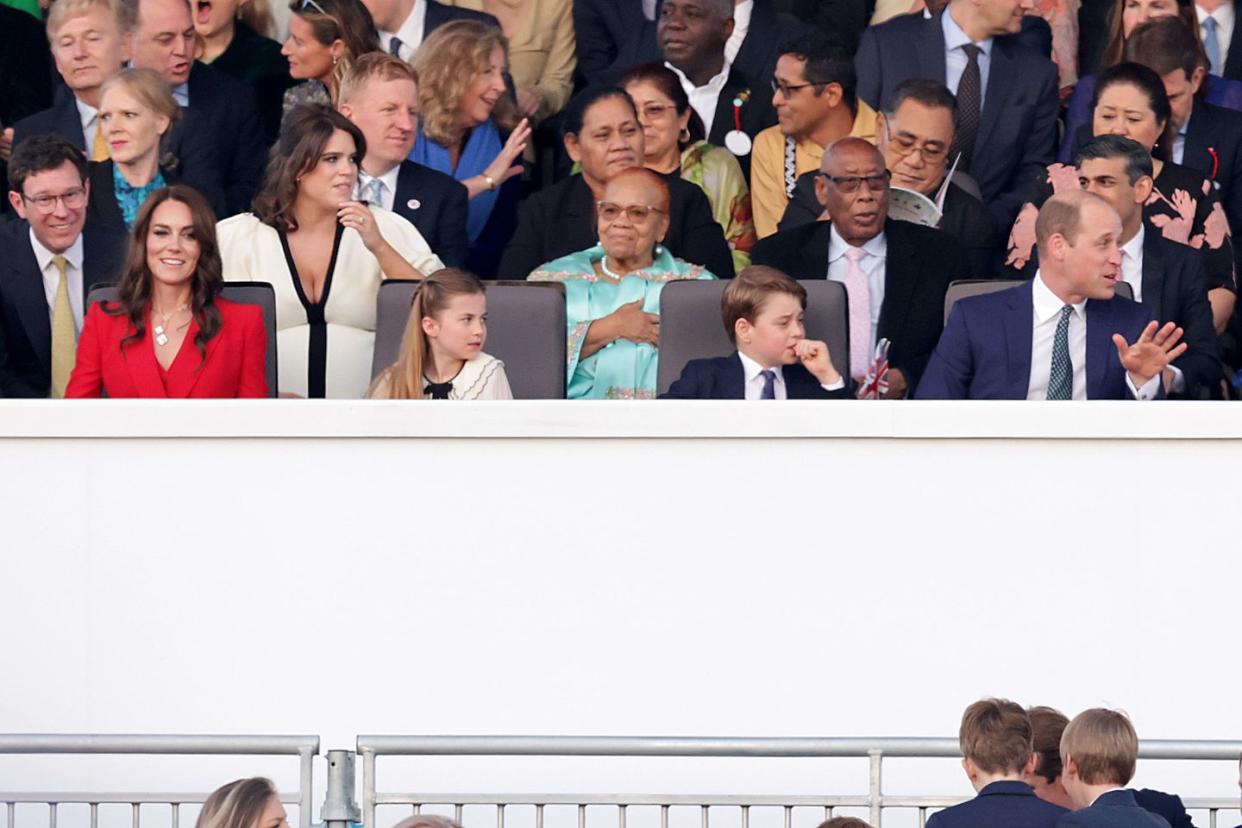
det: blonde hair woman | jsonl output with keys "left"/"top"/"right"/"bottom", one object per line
{"left": 86, "top": 68, "right": 221, "bottom": 228}
{"left": 410, "top": 19, "right": 532, "bottom": 276}
{"left": 197, "top": 779, "right": 288, "bottom": 828}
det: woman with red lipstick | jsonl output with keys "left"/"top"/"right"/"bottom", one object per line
{"left": 86, "top": 69, "right": 222, "bottom": 230}
{"left": 66, "top": 185, "right": 268, "bottom": 398}
{"left": 410, "top": 20, "right": 531, "bottom": 278}
{"left": 218, "top": 105, "right": 444, "bottom": 398}
{"left": 280, "top": 0, "right": 380, "bottom": 120}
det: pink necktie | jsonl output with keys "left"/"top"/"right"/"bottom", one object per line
{"left": 843, "top": 246, "right": 871, "bottom": 380}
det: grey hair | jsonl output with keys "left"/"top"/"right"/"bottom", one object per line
{"left": 391, "top": 817, "right": 465, "bottom": 828}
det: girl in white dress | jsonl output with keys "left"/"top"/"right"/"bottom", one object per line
{"left": 367, "top": 268, "right": 513, "bottom": 400}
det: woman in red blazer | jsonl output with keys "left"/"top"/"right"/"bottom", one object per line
{"left": 66, "top": 185, "right": 268, "bottom": 398}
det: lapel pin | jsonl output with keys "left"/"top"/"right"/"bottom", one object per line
{"left": 407, "top": 198, "right": 421, "bottom": 210}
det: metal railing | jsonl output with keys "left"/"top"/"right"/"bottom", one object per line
{"left": 356, "top": 736, "right": 1242, "bottom": 828}
{"left": 0, "top": 735, "right": 320, "bottom": 828}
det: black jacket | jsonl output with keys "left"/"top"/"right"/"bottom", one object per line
{"left": 85, "top": 160, "right": 223, "bottom": 230}
{"left": 751, "top": 218, "right": 968, "bottom": 389}
{"left": 500, "top": 172, "right": 736, "bottom": 280}
{"left": 0, "top": 219, "right": 127, "bottom": 398}
{"left": 390, "top": 161, "right": 470, "bottom": 269}
{"left": 661, "top": 351, "right": 849, "bottom": 398}
{"left": 186, "top": 60, "right": 268, "bottom": 217}
{"left": 208, "top": 21, "right": 294, "bottom": 145}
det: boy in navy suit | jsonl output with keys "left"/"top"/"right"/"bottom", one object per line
{"left": 661, "top": 266, "right": 849, "bottom": 399}
{"left": 927, "top": 699, "right": 1067, "bottom": 828}
{"left": 1057, "top": 709, "right": 1171, "bottom": 828}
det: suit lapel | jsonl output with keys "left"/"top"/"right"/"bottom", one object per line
{"left": 802, "top": 222, "right": 833, "bottom": 278}
{"left": 90, "top": 163, "right": 126, "bottom": 229}
{"left": 54, "top": 90, "right": 88, "bottom": 149}
{"left": 122, "top": 324, "right": 170, "bottom": 398}
{"left": 922, "top": 15, "right": 949, "bottom": 93}
{"left": 424, "top": 0, "right": 446, "bottom": 32}
{"left": 8, "top": 229, "right": 53, "bottom": 373}
{"left": 162, "top": 316, "right": 212, "bottom": 398}
{"left": 1140, "top": 232, "right": 1165, "bottom": 319}
{"left": 1181, "top": 103, "right": 1215, "bottom": 180}
{"left": 876, "top": 221, "right": 915, "bottom": 344}
{"left": 1004, "top": 281, "right": 1033, "bottom": 399}
{"left": 976, "top": 38, "right": 1014, "bottom": 151}
{"left": 723, "top": 352, "right": 746, "bottom": 399}
{"left": 1084, "top": 299, "right": 1114, "bottom": 400}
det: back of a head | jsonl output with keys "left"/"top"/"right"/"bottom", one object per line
{"left": 1060, "top": 708, "right": 1139, "bottom": 787}
{"left": 1124, "top": 16, "right": 1204, "bottom": 79}
{"left": 391, "top": 816, "right": 465, "bottom": 828}
{"left": 197, "top": 779, "right": 278, "bottom": 828}
{"left": 815, "top": 818, "right": 873, "bottom": 828}
{"left": 1028, "top": 706, "right": 1070, "bottom": 783}
{"left": 959, "top": 698, "right": 1034, "bottom": 776}
{"left": 779, "top": 32, "right": 857, "bottom": 108}
{"left": 721, "top": 266, "right": 807, "bottom": 345}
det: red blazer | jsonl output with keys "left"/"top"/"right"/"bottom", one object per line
{"left": 66, "top": 297, "right": 268, "bottom": 398}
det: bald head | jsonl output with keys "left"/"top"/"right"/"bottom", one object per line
{"left": 821, "top": 136, "right": 884, "bottom": 174}
{"left": 815, "top": 137, "right": 889, "bottom": 246}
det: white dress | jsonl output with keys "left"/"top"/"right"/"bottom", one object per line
{"left": 369, "top": 352, "right": 514, "bottom": 400}
{"left": 217, "top": 208, "right": 444, "bottom": 398}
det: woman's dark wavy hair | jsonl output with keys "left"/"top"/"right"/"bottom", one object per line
{"left": 1091, "top": 62, "right": 1175, "bottom": 162}
{"left": 618, "top": 63, "right": 706, "bottom": 148}
{"left": 107, "top": 185, "right": 223, "bottom": 363}
{"left": 253, "top": 104, "right": 366, "bottom": 231}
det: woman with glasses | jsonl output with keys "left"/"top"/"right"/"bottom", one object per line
{"left": 280, "top": 0, "right": 380, "bottom": 118}
{"left": 529, "top": 167, "right": 716, "bottom": 400}
{"left": 86, "top": 69, "right": 223, "bottom": 230}
{"left": 621, "top": 62, "right": 755, "bottom": 273}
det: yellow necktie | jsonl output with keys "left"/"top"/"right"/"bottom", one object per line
{"left": 50, "top": 255, "right": 77, "bottom": 398}
{"left": 91, "top": 122, "right": 109, "bottom": 162}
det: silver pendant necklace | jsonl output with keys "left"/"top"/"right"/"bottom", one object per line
{"left": 153, "top": 303, "right": 188, "bottom": 346}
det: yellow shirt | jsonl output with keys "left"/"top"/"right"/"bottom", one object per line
{"left": 749, "top": 99, "right": 878, "bottom": 239}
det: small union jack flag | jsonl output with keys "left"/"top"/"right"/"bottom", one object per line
{"left": 857, "top": 338, "right": 891, "bottom": 400}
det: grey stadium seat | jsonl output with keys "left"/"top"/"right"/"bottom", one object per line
{"left": 86, "top": 281, "right": 279, "bottom": 397}
{"left": 944, "top": 279, "right": 1133, "bottom": 325}
{"left": 656, "top": 279, "right": 850, "bottom": 396}
{"left": 371, "top": 280, "right": 567, "bottom": 399}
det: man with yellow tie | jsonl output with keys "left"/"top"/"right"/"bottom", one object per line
{"left": 1, "top": 135, "right": 126, "bottom": 397}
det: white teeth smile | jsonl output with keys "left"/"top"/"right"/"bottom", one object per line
{"left": 160, "top": 258, "right": 185, "bottom": 266}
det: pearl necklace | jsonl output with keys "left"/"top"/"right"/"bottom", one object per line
{"left": 599, "top": 257, "right": 626, "bottom": 280}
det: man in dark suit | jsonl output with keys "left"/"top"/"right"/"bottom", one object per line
{"left": 575, "top": 0, "right": 652, "bottom": 81}
{"left": 1, "top": 135, "right": 126, "bottom": 398}
{"left": 124, "top": 0, "right": 266, "bottom": 216}
{"left": 500, "top": 87, "right": 734, "bottom": 279}
{"left": 0, "top": 2, "right": 55, "bottom": 176}
{"left": 339, "top": 54, "right": 468, "bottom": 267}
{"left": 926, "top": 699, "right": 1067, "bottom": 828}
{"left": 1057, "top": 709, "right": 1173, "bottom": 828}
{"left": 359, "top": 0, "right": 499, "bottom": 62}
{"left": 1076, "top": 135, "right": 1221, "bottom": 398}
{"left": 918, "top": 191, "right": 1186, "bottom": 400}
{"left": 854, "top": 0, "right": 1059, "bottom": 230}
{"left": 661, "top": 265, "right": 849, "bottom": 398}
{"left": 752, "top": 137, "right": 968, "bottom": 396}
{"left": 778, "top": 78, "right": 1000, "bottom": 278}
{"left": 656, "top": 0, "right": 777, "bottom": 176}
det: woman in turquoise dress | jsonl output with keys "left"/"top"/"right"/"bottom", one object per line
{"left": 529, "top": 167, "right": 716, "bottom": 399}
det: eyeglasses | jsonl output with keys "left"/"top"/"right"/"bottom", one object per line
{"left": 21, "top": 187, "right": 87, "bottom": 213}
{"left": 816, "top": 170, "right": 891, "bottom": 193}
{"left": 597, "top": 201, "right": 665, "bottom": 223}
{"left": 638, "top": 103, "right": 676, "bottom": 121}
{"left": 770, "top": 78, "right": 818, "bottom": 97}
{"left": 884, "top": 123, "right": 949, "bottom": 164}
{"left": 298, "top": 0, "right": 328, "bottom": 15}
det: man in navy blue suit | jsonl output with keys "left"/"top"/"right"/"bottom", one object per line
{"left": 917, "top": 191, "right": 1188, "bottom": 400}
{"left": 1057, "top": 709, "right": 1172, "bottom": 828}
{"left": 927, "top": 699, "right": 1067, "bottom": 828}
{"left": 339, "top": 54, "right": 469, "bottom": 267}
{"left": 661, "top": 266, "right": 849, "bottom": 398}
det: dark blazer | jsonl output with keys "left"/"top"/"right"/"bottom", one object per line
{"left": 209, "top": 21, "right": 294, "bottom": 145}
{"left": 85, "top": 160, "right": 222, "bottom": 231}
{"left": 776, "top": 0, "right": 874, "bottom": 54}
{"left": 925, "top": 781, "right": 1067, "bottom": 828}
{"left": 425, "top": 0, "right": 501, "bottom": 34}
{"left": 660, "top": 351, "right": 850, "bottom": 398}
{"left": 1057, "top": 790, "right": 1172, "bottom": 828}
{"left": 186, "top": 60, "right": 267, "bottom": 216}
{"left": 854, "top": 11, "right": 1059, "bottom": 229}
{"left": 917, "top": 280, "right": 1163, "bottom": 400}
{"left": 500, "top": 172, "right": 736, "bottom": 279}
{"left": 1132, "top": 790, "right": 1194, "bottom": 828}
{"left": 778, "top": 170, "right": 1001, "bottom": 278}
{"left": 0, "top": 3, "right": 54, "bottom": 135}
{"left": 1223, "top": 19, "right": 1242, "bottom": 82}
{"left": 0, "top": 219, "right": 127, "bottom": 397}
{"left": 751, "top": 218, "right": 966, "bottom": 388}
{"left": 390, "top": 160, "right": 470, "bottom": 269}
{"left": 573, "top": 0, "right": 649, "bottom": 80}
{"left": 66, "top": 296, "right": 268, "bottom": 398}
{"left": 13, "top": 88, "right": 226, "bottom": 210}
{"left": 707, "top": 65, "right": 778, "bottom": 179}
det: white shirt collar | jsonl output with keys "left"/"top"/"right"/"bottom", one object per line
{"left": 942, "top": 8, "right": 994, "bottom": 56}
{"left": 358, "top": 165, "right": 401, "bottom": 205}
{"left": 665, "top": 60, "right": 731, "bottom": 93}
{"left": 382, "top": 0, "right": 426, "bottom": 54}
{"left": 171, "top": 82, "right": 189, "bottom": 107}
{"left": 1198, "top": 1, "right": 1234, "bottom": 29}
{"left": 1120, "top": 223, "right": 1145, "bottom": 263}
{"left": 738, "top": 349, "right": 782, "bottom": 384}
{"left": 724, "top": 0, "right": 754, "bottom": 65}
{"left": 827, "top": 223, "right": 888, "bottom": 263}
{"left": 1032, "top": 268, "right": 1087, "bottom": 324}
{"left": 74, "top": 96, "right": 97, "bottom": 132}
{"left": 28, "top": 226, "right": 84, "bottom": 274}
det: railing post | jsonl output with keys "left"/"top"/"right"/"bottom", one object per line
{"left": 321, "top": 750, "right": 361, "bottom": 828}
{"left": 299, "top": 747, "right": 316, "bottom": 828}
{"left": 868, "top": 749, "right": 883, "bottom": 828}
{"left": 361, "top": 748, "right": 377, "bottom": 828}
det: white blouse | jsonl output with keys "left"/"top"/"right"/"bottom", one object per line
{"left": 369, "top": 352, "right": 514, "bottom": 400}
{"left": 217, "top": 208, "right": 444, "bottom": 398}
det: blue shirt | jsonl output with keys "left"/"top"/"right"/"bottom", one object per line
{"left": 942, "top": 10, "right": 994, "bottom": 110}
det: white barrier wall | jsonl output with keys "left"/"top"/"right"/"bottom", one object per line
{"left": 1, "top": 401, "right": 1240, "bottom": 822}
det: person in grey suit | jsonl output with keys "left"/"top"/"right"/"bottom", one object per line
{"left": 854, "top": 0, "right": 1059, "bottom": 230}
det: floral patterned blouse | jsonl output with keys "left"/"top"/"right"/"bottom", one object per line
{"left": 679, "top": 140, "right": 756, "bottom": 273}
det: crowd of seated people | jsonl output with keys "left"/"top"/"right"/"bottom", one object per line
{"left": 4, "top": 0, "right": 1242, "bottom": 400}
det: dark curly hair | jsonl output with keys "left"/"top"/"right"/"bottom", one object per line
{"left": 107, "top": 185, "right": 223, "bottom": 362}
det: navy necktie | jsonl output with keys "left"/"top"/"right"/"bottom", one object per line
{"left": 760, "top": 369, "right": 776, "bottom": 400}
{"left": 389, "top": 35, "right": 405, "bottom": 58}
